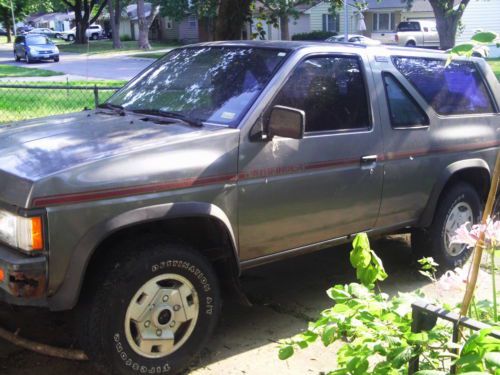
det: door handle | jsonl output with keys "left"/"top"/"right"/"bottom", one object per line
{"left": 361, "top": 155, "right": 377, "bottom": 164}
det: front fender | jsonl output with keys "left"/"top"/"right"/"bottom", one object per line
{"left": 418, "top": 159, "right": 491, "bottom": 227}
{"left": 48, "top": 201, "right": 238, "bottom": 311}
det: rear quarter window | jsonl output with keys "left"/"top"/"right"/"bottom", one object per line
{"left": 392, "top": 56, "right": 495, "bottom": 115}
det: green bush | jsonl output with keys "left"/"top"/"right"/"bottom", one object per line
{"left": 292, "top": 31, "right": 338, "bottom": 41}
{"left": 120, "top": 35, "right": 133, "bottom": 42}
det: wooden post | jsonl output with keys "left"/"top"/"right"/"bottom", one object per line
{"left": 459, "top": 151, "right": 500, "bottom": 320}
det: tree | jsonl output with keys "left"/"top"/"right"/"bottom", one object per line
{"left": 136, "top": 0, "right": 159, "bottom": 49}
{"left": 426, "top": 0, "right": 471, "bottom": 50}
{"left": 161, "top": 0, "right": 251, "bottom": 41}
{"left": 108, "top": 0, "right": 122, "bottom": 49}
{"left": 254, "top": 0, "right": 305, "bottom": 41}
{"left": 60, "top": 0, "right": 108, "bottom": 44}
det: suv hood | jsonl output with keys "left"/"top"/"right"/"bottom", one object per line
{"left": 0, "top": 111, "right": 239, "bottom": 208}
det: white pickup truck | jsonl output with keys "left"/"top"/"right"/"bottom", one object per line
{"left": 60, "top": 24, "right": 104, "bottom": 41}
{"left": 394, "top": 20, "right": 439, "bottom": 47}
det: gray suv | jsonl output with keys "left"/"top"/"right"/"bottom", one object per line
{"left": 0, "top": 41, "right": 498, "bottom": 374}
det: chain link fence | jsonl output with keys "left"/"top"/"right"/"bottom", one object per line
{"left": 0, "top": 83, "right": 123, "bottom": 124}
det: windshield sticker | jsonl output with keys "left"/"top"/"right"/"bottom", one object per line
{"left": 277, "top": 52, "right": 286, "bottom": 57}
{"left": 221, "top": 112, "right": 236, "bottom": 120}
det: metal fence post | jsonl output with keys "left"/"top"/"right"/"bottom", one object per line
{"left": 93, "top": 85, "right": 99, "bottom": 109}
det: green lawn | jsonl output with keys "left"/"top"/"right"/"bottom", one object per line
{"left": 0, "top": 80, "right": 126, "bottom": 123}
{"left": 0, "top": 64, "right": 64, "bottom": 78}
{"left": 487, "top": 58, "right": 500, "bottom": 81}
{"left": 56, "top": 39, "right": 177, "bottom": 55}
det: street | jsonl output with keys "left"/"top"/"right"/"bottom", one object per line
{"left": 0, "top": 44, "right": 160, "bottom": 81}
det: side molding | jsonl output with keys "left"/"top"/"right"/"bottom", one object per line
{"left": 48, "top": 202, "right": 238, "bottom": 311}
{"left": 418, "top": 159, "right": 491, "bottom": 227}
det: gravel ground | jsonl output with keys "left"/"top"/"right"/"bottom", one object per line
{"left": 0, "top": 235, "right": 497, "bottom": 375}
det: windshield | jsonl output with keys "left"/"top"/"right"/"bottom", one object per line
{"left": 397, "top": 22, "right": 421, "bottom": 32}
{"left": 107, "top": 46, "right": 289, "bottom": 126}
{"left": 26, "top": 36, "right": 50, "bottom": 45}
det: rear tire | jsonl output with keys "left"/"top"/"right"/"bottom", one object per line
{"left": 412, "top": 182, "right": 481, "bottom": 271}
{"left": 79, "top": 240, "right": 221, "bottom": 375}
{"left": 14, "top": 53, "right": 20, "bottom": 62}
{"left": 406, "top": 40, "right": 416, "bottom": 47}
{"left": 91, "top": 33, "right": 98, "bottom": 40}
{"left": 68, "top": 35, "right": 75, "bottom": 42}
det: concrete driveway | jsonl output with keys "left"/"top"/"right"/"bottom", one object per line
{"left": 0, "top": 44, "right": 159, "bottom": 81}
{"left": 2, "top": 235, "right": 494, "bottom": 375}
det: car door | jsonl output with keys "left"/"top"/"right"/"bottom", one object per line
{"left": 238, "top": 53, "right": 384, "bottom": 261}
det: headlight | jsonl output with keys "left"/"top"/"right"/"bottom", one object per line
{"left": 0, "top": 210, "right": 44, "bottom": 252}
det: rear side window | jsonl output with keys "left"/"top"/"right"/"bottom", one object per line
{"left": 397, "top": 22, "right": 421, "bottom": 32}
{"left": 272, "top": 55, "right": 370, "bottom": 132}
{"left": 383, "top": 73, "right": 429, "bottom": 128}
{"left": 393, "top": 57, "right": 495, "bottom": 115}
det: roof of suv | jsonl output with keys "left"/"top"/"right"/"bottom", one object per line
{"left": 189, "top": 39, "right": 447, "bottom": 57}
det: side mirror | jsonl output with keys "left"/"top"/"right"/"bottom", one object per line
{"left": 266, "top": 105, "right": 305, "bottom": 140}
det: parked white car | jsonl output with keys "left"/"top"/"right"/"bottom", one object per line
{"left": 60, "top": 24, "right": 103, "bottom": 41}
{"left": 394, "top": 20, "right": 439, "bottom": 47}
{"left": 326, "top": 34, "right": 382, "bottom": 46}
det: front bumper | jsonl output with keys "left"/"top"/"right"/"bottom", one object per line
{"left": 0, "top": 244, "right": 47, "bottom": 306}
{"left": 29, "top": 52, "right": 58, "bottom": 60}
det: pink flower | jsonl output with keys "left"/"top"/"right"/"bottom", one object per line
{"left": 451, "top": 218, "right": 500, "bottom": 250}
{"left": 451, "top": 222, "right": 480, "bottom": 248}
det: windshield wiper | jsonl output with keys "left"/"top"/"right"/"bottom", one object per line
{"left": 131, "top": 109, "right": 203, "bottom": 127}
{"left": 97, "top": 102, "right": 126, "bottom": 115}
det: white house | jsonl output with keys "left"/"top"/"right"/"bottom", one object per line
{"left": 456, "top": 0, "right": 500, "bottom": 57}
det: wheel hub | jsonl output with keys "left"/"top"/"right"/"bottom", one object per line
{"left": 124, "top": 274, "right": 199, "bottom": 358}
{"left": 444, "top": 202, "right": 473, "bottom": 256}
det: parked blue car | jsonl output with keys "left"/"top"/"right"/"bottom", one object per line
{"left": 13, "top": 34, "right": 60, "bottom": 63}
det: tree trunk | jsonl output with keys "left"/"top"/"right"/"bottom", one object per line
{"left": 6, "top": 24, "right": 11, "bottom": 43}
{"left": 435, "top": 13, "right": 458, "bottom": 50}
{"left": 214, "top": 0, "right": 252, "bottom": 40}
{"left": 2, "top": 9, "right": 12, "bottom": 43}
{"left": 429, "top": 0, "right": 470, "bottom": 50}
{"left": 280, "top": 14, "right": 289, "bottom": 40}
{"left": 108, "top": 0, "right": 121, "bottom": 48}
{"left": 137, "top": 0, "right": 156, "bottom": 49}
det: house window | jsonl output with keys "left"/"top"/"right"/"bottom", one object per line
{"left": 187, "top": 15, "right": 197, "bottom": 28}
{"left": 373, "top": 12, "right": 395, "bottom": 31}
{"left": 165, "top": 17, "right": 173, "bottom": 29}
{"left": 322, "top": 14, "right": 339, "bottom": 32}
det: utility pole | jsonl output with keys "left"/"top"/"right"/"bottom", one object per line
{"left": 9, "top": 0, "right": 16, "bottom": 36}
{"left": 344, "top": 0, "right": 348, "bottom": 40}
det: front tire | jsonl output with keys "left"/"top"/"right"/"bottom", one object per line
{"left": 53, "top": 56, "right": 59, "bottom": 62}
{"left": 412, "top": 182, "right": 481, "bottom": 271}
{"left": 80, "top": 240, "right": 221, "bottom": 375}
{"left": 25, "top": 53, "right": 32, "bottom": 63}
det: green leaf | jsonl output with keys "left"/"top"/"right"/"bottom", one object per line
{"left": 450, "top": 43, "right": 475, "bottom": 55}
{"left": 455, "top": 352, "right": 482, "bottom": 368}
{"left": 332, "top": 303, "right": 350, "bottom": 314}
{"left": 406, "top": 331, "right": 429, "bottom": 344}
{"left": 471, "top": 31, "right": 498, "bottom": 44}
{"left": 321, "top": 325, "right": 336, "bottom": 346}
{"left": 327, "top": 286, "right": 351, "bottom": 302}
{"left": 414, "top": 371, "right": 447, "bottom": 375}
{"left": 346, "top": 356, "right": 369, "bottom": 375}
{"left": 484, "top": 352, "right": 500, "bottom": 368}
{"left": 278, "top": 345, "right": 294, "bottom": 360}
{"left": 389, "top": 346, "right": 413, "bottom": 368}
